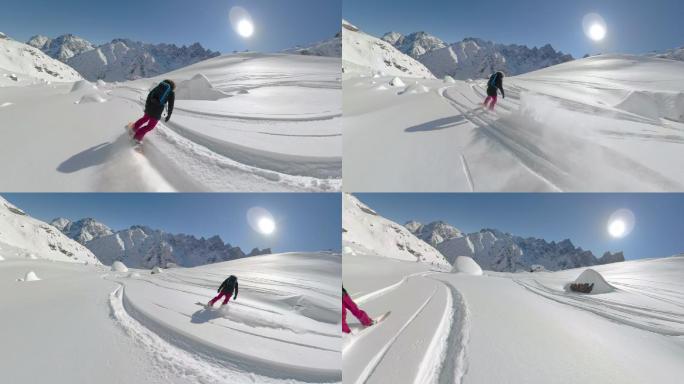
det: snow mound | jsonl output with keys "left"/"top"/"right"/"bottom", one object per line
{"left": 165, "top": 262, "right": 178, "bottom": 269}
{"left": 96, "top": 79, "right": 107, "bottom": 87}
{"left": 615, "top": 90, "right": 684, "bottom": 122}
{"left": 24, "top": 270, "right": 41, "bottom": 281}
{"left": 343, "top": 246, "right": 356, "bottom": 255}
{"left": 175, "top": 74, "right": 228, "bottom": 101}
{"left": 443, "top": 75, "right": 456, "bottom": 83}
{"left": 70, "top": 80, "right": 97, "bottom": 93}
{"left": 128, "top": 272, "right": 141, "bottom": 278}
{"left": 399, "top": 82, "right": 430, "bottom": 95}
{"left": 0, "top": 254, "right": 4, "bottom": 261}
{"left": 568, "top": 268, "right": 615, "bottom": 294}
{"left": 75, "top": 93, "right": 106, "bottom": 104}
{"left": 1, "top": 102, "right": 14, "bottom": 107}
{"left": 389, "top": 77, "right": 405, "bottom": 87}
{"left": 25, "top": 253, "right": 38, "bottom": 260}
{"left": 111, "top": 261, "right": 128, "bottom": 272}
{"left": 151, "top": 266, "right": 163, "bottom": 274}
{"left": 451, "top": 256, "right": 483, "bottom": 275}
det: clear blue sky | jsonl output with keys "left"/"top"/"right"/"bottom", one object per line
{"left": 1, "top": 0, "right": 340, "bottom": 53}
{"left": 344, "top": 0, "right": 684, "bottom": 58}
{"left": 3, "top": 193, "right": 341, "bottom": 254}
{"left": 354, "top": 193, "right": 684, "bottom": 261}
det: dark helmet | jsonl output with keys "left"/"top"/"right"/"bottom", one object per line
{"left": 228, "top": 274, "right": 237, "bottom": 281}
{"left": 163, "top": 79, "right": 176, "bottom": 90}
{"left": 496, "top": 71, "right": 504, "bottom": 78}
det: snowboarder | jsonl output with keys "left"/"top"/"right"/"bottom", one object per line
{"left": 342, "top": 286, "right": 373, "bottom": 334}
{"left": 483, "top": 71, "right": 505, "bottom": 111}
{"left": 208, "top": 275, "right": 238, "bottom": 307}
{"left": 129, "top": 79, "right": 176, "bottom": 144}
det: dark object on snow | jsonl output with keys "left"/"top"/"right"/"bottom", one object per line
{"left": 145, "top": 79, "right": 175, "bottom": 121}
{"left": 570, "top": 283, "right": 594, "bottom": 293}
{"left": 486, "top": 71, "right": 505, "bottom": 98}
{"left": 218, "top": 274, "right": 239, "bottom": 299}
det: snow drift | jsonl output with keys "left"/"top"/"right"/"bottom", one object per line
{"left": 23, "top": 270, "right": 41, "bottom": 281}
{"left": 451, "top": 256, "right": 483, "bottom": 275}
{"left": 111, "top": 261, "right": 128, "bottom": 272}
{"left": 175, "top": 73, "right": 229, "bottom": 101}
{"left": 567, "top": 268, "right": 615, "bottom": 294}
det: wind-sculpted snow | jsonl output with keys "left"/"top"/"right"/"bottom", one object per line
{"left": 344, "top": 55, "right": 684, "bottom": 191}
{"left": 344, "top": 253, "right": 684, "bottom": 384}
{"left": 113, "top": 252, "right": 341, "bottom": 383}
{"left": 0, "top": 53, "right": 341, "bottom": 191}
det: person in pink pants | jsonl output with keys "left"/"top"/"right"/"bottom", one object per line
{"left": 129, "top": 79, "right": 175, "bottom": 143}
{"left": 483, "top": 71, "right": 505, "bottom": 111}
{"left": 342, "top": 286, "right": 373, "bottom": 333}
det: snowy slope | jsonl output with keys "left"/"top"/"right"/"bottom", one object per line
{"left": 0, "top": 252, "right": 340, "bottom": 383}
{"left": 381, "top": 31, "right": 447, "bottom": 58}
{"left": 283, "top": 33, "right": 342, "bottom": 57}
{"left": 419, "top": 38, "right": 573, "bottom": 79}
{"left": 0, "top": 34, "right": 82, "bottom": 84}
{"left": 343, "top": 253, "right": 684, "bottom": 384}
{"left": 342, "top": 194, "right": 450, "bottom": 267}
{"left": 344, "top": 54, "right": 684, "bottom": 191}
{"left": 342, "top": 20, "right": 434, "bottom": 78}
{"left": 0, "top": 52, "right": 341, "bottom": 192}
{"left": 0, "top": 196, "right": 99, "bottom": 264}
{"left": 649, "top": 46, "right": 684, "bottom": 61}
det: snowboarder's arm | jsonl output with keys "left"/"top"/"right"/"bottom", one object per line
{"left": 165, "top": 93, "right": 175, "bottom": 122}
{"left": 499, "top": 86, "right": 505, "bottom": 98}
{"left": 218, "top": 281, "right": 226, "bottom": 292}
{"left": 233, "top": 282, "right": 238, "bottom": 299}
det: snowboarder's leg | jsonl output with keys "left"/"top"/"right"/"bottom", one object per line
{"left": 488, "top": 95, "right": 498, "bottom": 110}
{"left": 221, "top": 292, "right": 232, "bottom": 306}
{"left": 208, "top": 292, "right": 225, "bottom": 306}
{"left": 133, "top": 118, "right": 159, "bottom": 142}
{"left": 342, "top": 293, "right": 373, "bottom": 326}
{"left": 484, "top": 96, "right": 492, "bottom": 107}
{"left": 133, "top": 114, "right": 152, "bottom": 132}
{"left": 342, "top": 305, "right": 351, "bottom": 333}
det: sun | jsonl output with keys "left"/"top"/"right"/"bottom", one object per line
{"left": 608, "top": 219, "right": 626, "bottom": 237}
{"left": 589, "top": 24, "right": 606, "bottom": 41}
{"left": 237, "top": 19, "right": 254, "bottom": 38}
{"left": 257, "top": 217, "right": 275, "bottom": 235}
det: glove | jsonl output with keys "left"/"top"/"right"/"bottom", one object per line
{"left": 165, "top": 115, "right": 171, "bottom": 122}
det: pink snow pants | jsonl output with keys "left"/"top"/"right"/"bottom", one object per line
{"left": 484, "top": 95, "right": 498, "bottom": 110}
{"left": 209, "top": 291, "right": 232, "bottom": 306}
{"left": 132, "top": 113, "right": 159, "bottom": 141}
{"left": 342, "top": 292, "right": 373, "bottom": 334}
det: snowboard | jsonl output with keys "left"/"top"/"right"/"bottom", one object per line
{"left": 349, "top": 311, "right": 391, "bottom": 335}
{"left": 125, "top": 123, "right": 144, "bottom": 153}
{"left": 195, "top": 301, "right": 221, "bottom": 310}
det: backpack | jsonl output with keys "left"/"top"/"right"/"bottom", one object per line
{"left": 488, "top": 73, "right": 499, "bottom": 88}
{"left": 158, "top": 81, "right": 172, "bottom": 104}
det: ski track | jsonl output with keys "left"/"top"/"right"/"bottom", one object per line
{"left": 513, "top": 278, "right": 684, "bottom": 336}
{"left": 350, "top": 273, "right": 471, "bottom": 384}
{"left": 355, "top": 287, "right": 438, "bottom": 384}
{"left": 107, "top": 89, "right": 340, "bottom": 192}
{"left": 459, "top": 154, "right": 475, "bottom": 192}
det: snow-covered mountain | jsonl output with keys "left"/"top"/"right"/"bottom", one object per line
{"left": 419, "top": 37, "right": 574, "bottom": 79}
{"left": 27, "top": 34, "right": 95, "bottom": 61}
{"left": 0, "top": 196, "right": 100, "bottom": 264}
{"left": 283, "top": 32, "right": 341, "bottom": 57}
{"left": 342, "top": 20, "right": 435, "bottom": 78}
{"left": 50, "top": 217, "right": 114, "bottom": 244}
{"left": 27, "top": 34, "right": 220, "bottom": 81}
{"left": 342, "top": 194, "right": 449, "bottom": 266}
{"left": 381, "top": 31, "right": 447, "bottom": 58}
{"left": 0, "top": 33, "right": 82, "bottom": 82}
{"left": 649, "top": 46, "right": 684, "bottom": 61}
{"left": 52, "top": 218, "right": 270, "bottom": 269}
{"left": 404, "top": 220, "right": 462, "bottom": 246}
{"left": 411, "top": 224, "right": 625, "bottom": 272}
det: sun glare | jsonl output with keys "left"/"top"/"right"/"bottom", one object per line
{"left": 608, "top": 219, "right": 626, "bottom": 237}
{"left": 258, "top": 217, "right": 276, "bottom": 235}
{"left": 237, "top": 19, "right": 254, "bottom": 38}
{"left": 583, "top": 13, "right": 607, "bottom": 42}
{"left": 589, "top": 24, "right": 606, "bottom": 41}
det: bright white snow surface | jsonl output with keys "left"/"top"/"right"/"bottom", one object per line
{"left": 344, "top": 55, "right": 684, "bottom": 191}
{"left": 451, "top": 256, "right": 482, "bottom": 276}
{"left": 0, "top": 252, "right": 341, "bottom": 383}
{"left": 343, "top": 254, "right": 684, "bottom": 384}
{"left": 0, "top": 51, "right": 341, "bottom": 191}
